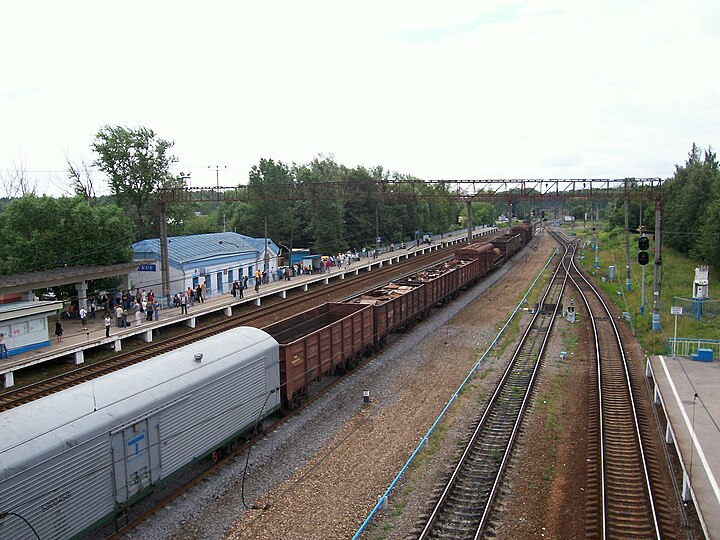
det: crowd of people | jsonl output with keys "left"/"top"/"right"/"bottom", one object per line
{"left": 112, "top": 288, "right": 160, "bottom": 328}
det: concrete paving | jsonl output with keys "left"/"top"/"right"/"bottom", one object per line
{"left": 647, "top": 354, "right": 720, "bottom": 539}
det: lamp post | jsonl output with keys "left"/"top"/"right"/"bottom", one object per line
{"left": 263, "top": 217, "right": 269, "bottom": 274}
{"left": 208, "top": 165, "right": 226, "bottom": 190}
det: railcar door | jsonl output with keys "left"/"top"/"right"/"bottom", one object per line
{"left": 111, "top": 417, "right": 159, "bottom": 504}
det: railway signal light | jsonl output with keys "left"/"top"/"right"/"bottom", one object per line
{"left": 638, "top": 251, "right": 650, "bottom": 265}
{"left": 638, "top": 236, "right": 649, "bottom": 250}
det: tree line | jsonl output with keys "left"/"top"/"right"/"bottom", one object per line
{"left": 3, "top": 125, "right": 714, "bottom": 289}
{"left": 602, "top": 144, "right": 720, "bottom": 269}
{"left": 0, "top": 126, "right": 497, "bottom": 287}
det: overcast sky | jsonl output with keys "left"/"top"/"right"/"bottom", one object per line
{"left": 1, "top": 0, "right": 718, "bottom": 197}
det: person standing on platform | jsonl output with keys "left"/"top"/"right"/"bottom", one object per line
{"left": 121, "top": 308, "right": 128, "bottom": 328}
{"left": 90, "top": 299, "right": 96, "bottom": 319}
{"left": 0, "top": 333, "right": 8, "bottom": 359}
{"left": 180, "top": 292, "right": 188, "bottom": 314}
{"left": 196, "top": 283, "right": 203, "bottom": 304}
{"left": 115, "top": 304, "right": 123, "bottom": 327}
{"left": 55, "top": 319, "right": 63, "bottom": 343}
{"left": 146, "top": 300, "right": 154, "bottom": 321}
{"left": 79, "top": 306, "right": 88, "bottom": 330}
{"left": 135, "top": 305, "right": 142, "bottom": 326}
{"left": 154, "top": 300, "right": 159, "bottom": 320}
{"left": 104, "top": 314, "right": 111, "bottom": 337}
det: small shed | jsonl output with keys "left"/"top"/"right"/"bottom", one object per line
{"left": 0, "top": 300, "right": 63, "bottom": 357}
{"left": 290, "top": 249, "right": 311, "bottom": 265}
{"left": 302, "top": 255, "right": 324, "bottom": 272}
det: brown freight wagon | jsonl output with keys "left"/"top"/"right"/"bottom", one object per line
{"left": 510, "top": 223, "right": 534, "bottom": 245}
{"left": 455, "top": 242, "right": 495, "bottom": 279}
{"left": 492, "top": 233, "right": 522, "bottom": 260}
{"left": 444, "top": 257, "right": 477, "bottom": 290}
{"left": 263, "top": 302, "right": 374, "bottom": 409}
{"left": 344, "top": 281, "right": 424, "bottom": 344}
{"left": 401, "top": 263, "right": 459, "bottom": 310}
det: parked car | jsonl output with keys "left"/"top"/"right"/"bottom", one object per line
{"left": 40, "top": 289, "right": 57, "bottom": 301}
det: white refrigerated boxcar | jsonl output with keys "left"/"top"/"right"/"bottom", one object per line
{"left": 0, "top": 326, "right": 280, "bottom": 540}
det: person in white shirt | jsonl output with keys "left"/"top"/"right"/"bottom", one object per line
{"left": 79, "top": 306, "right": 88, "bottom": 330}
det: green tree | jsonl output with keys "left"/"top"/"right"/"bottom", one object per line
{"left": 688, "top": 147, "right": 720, "bottom": 266}
{"left": 295, "top": 155, "right": 346, "bottom": 254}
{"left": 0, "top": 195, "right": 134, "bottom": 296}
{"left": 663, "top": 144, "right": 719, "bottom": 257}
{"left": 343, "top": 166, "right": 378, "bottom": 249}
{"left": 459, "top": 200, "right": 496, "bottom": 229}
{"left": 92, "top": 125, "right": 177, "bottom": 240}
{"left": 245, "top": 159, "right": 300, "bottom": 249}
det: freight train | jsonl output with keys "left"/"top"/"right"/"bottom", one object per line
{"left": 0, "top": 223, "right": 534, "bottom": 540}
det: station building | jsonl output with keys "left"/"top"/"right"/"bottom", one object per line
{"left": 128, "top": 232, "right": 280, "bottom": 298}
{"left": 0, "top": 301, "right": 63, "bottom": 356}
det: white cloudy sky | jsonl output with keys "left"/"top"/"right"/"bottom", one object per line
{"left": 1, "top": 0, "right": 718, "bottom": 196}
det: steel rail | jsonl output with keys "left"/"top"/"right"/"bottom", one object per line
{"left": 552, "top": 229, "right": 661, "bottom": 539}
{"left": 418, "top": 243, "right": 572, "bottom": 539}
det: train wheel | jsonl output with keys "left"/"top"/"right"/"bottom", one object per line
{"left": 211, "top": 451, "right": 219, "bottom": 463}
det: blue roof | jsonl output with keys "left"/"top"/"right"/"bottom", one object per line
{"left": 132, "top": 232, "right": 279, "bottom": 268}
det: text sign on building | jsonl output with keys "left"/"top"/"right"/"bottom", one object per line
{"left": 670, "top": 306, "right": 683, "bottom": 315}
{"left": 137, "top": 264, "right": 157, "bottom": 272}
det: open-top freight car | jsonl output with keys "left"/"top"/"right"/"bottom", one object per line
{"left": 442, "top": 257, "right": 478, "bottom": 291}
{"left": 263, "top": 303, "right": 374, "bottom": 409}
{"left": 492, "top": 232, "right": 522, "bottom": 261}
{"left": 399, "top": 262, "right": 459, "bottom": 310}
{"left": 510, "top": 222, "right": 534, "bottom": 245}
{"left": 344, "top": 281, "right": 425, "bottom": 345}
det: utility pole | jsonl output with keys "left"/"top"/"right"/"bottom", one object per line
{"left": 264, "top": 216, "right": 269, "bottom": 273}
{"left": 640, "top": 200, "right": 645, "bottom": 315}
{"left": 158, "top": 199, "right": 170, "bottom": 297}
{"left": 652, "top": 196, "right": 663, "bottom": 330}
{"left": 466, "top": 199, "right": 472, "bottom": 244}
{"left": 624, "top": 181, "right": 632, "bottom": 291}
{"left": 375, "top": 202, "right": 380, "bottom": 252}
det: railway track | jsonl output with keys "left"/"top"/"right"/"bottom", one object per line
{"left": 416, "top": 243, "right": 571, "bottom": 539}
{"left": 551, "top": 229, "right": 680, "bottom": 539}
{"left": 0, "top": 244, "right": 471, "bottom": 411}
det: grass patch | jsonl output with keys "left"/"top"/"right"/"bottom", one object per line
{"left": 572, "top": 223, "right": 719, "bottom": 354}
{"left": 561, "top": 326, "right": 580, "bottom": 351}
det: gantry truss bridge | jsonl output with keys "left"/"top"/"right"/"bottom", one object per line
{"left": 158, "top": 178, "right": 663, "bottom": 204}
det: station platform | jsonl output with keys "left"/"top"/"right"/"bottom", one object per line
{"left": 646, "top": 354, "right": 720, "bottom": 539}
{"left": 0, "top": 228, "right": 496, "bottom": 388}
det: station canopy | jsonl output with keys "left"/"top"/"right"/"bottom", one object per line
{"left": 0, "top": 261, "right": 153, "bottom": 296}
